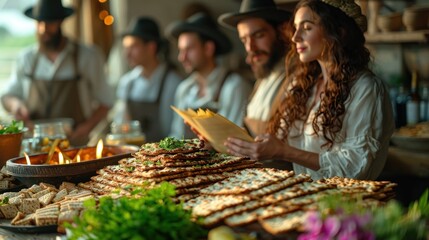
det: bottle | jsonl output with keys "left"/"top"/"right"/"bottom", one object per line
{"left": 406, "top": 71, "right": 420, "bottom": 125}
{"left": 420, "top": 85, "right": 429, "bottom": 122}
{"left": 395, "top": 86, "right": 408, "bottom": 128}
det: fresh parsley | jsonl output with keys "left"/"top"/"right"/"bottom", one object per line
{"left": 65, "top": 182, "right": 207, "bottom": 240}
{"left": 159, "top": 137, "right": 185, "bottom": 150}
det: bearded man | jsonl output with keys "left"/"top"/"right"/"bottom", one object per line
{"left": 166, "top": 13, "right": 252, "bottom": 138}
{"left": 1, "top": 0, "right": 114, "bottom": 146}
{"left": 218, "top": 0, "right": 292, "bottom": 137}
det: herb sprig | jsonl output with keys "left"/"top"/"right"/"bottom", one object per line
{"left": 65, "top": 182, "right": 207, "bottom": 240}
{"left": 159, "top": 137, "right": 185, "bottom": 150}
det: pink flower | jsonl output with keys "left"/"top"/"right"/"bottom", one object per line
{"left": 323, "top": 216, "right": 341, "bottom": 237}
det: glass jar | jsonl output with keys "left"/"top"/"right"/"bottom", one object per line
{"left": 30, "top": 122, "right": 70, "bottom": 153}
{"left": 105, "top": 120, "right": 145, "bottom": 146}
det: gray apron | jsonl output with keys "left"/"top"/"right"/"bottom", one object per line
{"left": 25, "top": 44, "right": 86, "bottom": 145}
{"left": 182, "top": 70, "right": 231, "bottom": 139}
{"left": 126, "top": 67, "right": 169, "bottom": 142}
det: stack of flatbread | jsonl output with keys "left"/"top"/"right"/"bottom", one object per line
{"left": 183, "top": 169, "right": 397, "bottom": 235}
{"left": 0, "top": 181, "right": 95, "bottom": 233}
{"left": 78, "top": 139, "right": 261, "bottom": 201}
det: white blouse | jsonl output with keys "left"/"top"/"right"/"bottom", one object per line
{"left": 288, "top": 71, "right": 394, "bottom": 180}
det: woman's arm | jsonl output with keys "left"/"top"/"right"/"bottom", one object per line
{"left": 225, "top": 134, "right": 320, "bottom": 170}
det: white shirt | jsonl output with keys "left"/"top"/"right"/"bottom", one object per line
{"left": 289, "top": 71, "right": 394, "bottom": 180}
{"left": 3, "top": 40, "right": 115, "bottom": 118}
{"left": 170, "top": 66, "right": 252, "bottom": 138}
{"left": 115, "top": 63, "right": 182, "bottom": 137}
{"left": 246, "top": 63, "right": 285, "bottom": 121}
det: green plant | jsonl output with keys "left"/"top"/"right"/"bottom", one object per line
{"left": 0, "top": 120, "right": 23, "bottom": 134}
{"left": 371, "top": 189, "right": 429, "bottom": 240}
{"left": 299, "top": 190, "right": 429, "bottom": 240}
{"left": 65, "top": 182, "right": 207, "bottom": 240}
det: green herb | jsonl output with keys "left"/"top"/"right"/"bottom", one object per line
{"left": 0, "top": 120, "right": 23, "bottom": 134}
{"left": 125, "top": 166, "right": 135, "bottom": 172}
{"left": 0, "top": 197, "right": 9, "bottom": 205}
{"left": 159, "top": 137, "right": 185, "bottom": 150}
{"left": 307, "top": 189, "right": 429, "bottom": 240}
{"left": 65, "top": 182, "right": 207, "bottom": 240}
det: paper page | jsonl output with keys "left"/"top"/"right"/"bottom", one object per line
{"left": 171, "top": 106, "right": 253, "bottom": 153}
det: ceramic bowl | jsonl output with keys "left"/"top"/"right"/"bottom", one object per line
{"left": 0, "top": 132, "right": 23, "bottom": 167}
{"left": 5, "top": 144, "right": 139, "bottom": 187}
{"left": 402, "top": 5, "right": 429, "bottom": 31}
{"left": 377, "top": 12, "right": 404, "bottom": 32}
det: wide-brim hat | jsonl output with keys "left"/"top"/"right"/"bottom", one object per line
{"left": 218, "top": 0, "right": 291, "bottom": 30}
{"left": 166, "top": 13, "right": 232, "bottom": 56}
{"left": 122, "top": 17, "right": 161, "bottom": 43}
{"left": 24, "top": 0, "right": 74, "bottom": 21}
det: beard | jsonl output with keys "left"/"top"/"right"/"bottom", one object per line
{"left": 248, "top": 40, "right": 284, "bottom": 79}
{"left": 38, "top": 28, "right": 63, "bottom": 51}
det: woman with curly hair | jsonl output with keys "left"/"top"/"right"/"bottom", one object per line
{"left": 225, "top": 0, "right": 394, "bottom": 180}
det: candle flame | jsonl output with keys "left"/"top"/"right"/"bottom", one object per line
{"left": 96, "top": 139, "right": 103, "bottom": 159}
{"left": 59, "top": 152, "right": 64, "bottom": 165}
{"left": 77, "top": 154, "right": 81, "bottom": 162}
{"left": 24, "top": 152, "right": 31, "bottom": 165}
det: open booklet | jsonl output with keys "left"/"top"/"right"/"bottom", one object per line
{"left": 171, "top": 106, "right": 254, "bottom": 154}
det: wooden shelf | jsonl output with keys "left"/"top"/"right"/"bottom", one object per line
{"left": 365, "top": 30, "right": 429, "bottom": 43}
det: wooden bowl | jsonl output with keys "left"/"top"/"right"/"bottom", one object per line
{"left": 403, "top": 5, "right": 429, "bottom": 31}
{"left": 5, "top": 145, "right": 139, "bottom": 187}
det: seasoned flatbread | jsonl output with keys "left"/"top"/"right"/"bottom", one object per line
{"left": 137, "top": 138, "right": 203, "bottom": 156}
{"left": 200, "top": 169, "right": 295, "bottom": 195}
{"left": 259, "top": 211, "right": 307, "bottom": 235}
{"left": 133, "top": 150, "right": 212, "bottom": 162}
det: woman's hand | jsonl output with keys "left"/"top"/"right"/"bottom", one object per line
{"left": 224, "top": 134, "right": 287, "bottom": 160}
{"left": 184, "top": 120, "right": 213, "bottom": 150}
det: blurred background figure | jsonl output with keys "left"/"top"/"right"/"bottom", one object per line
{"left": 0, "top": 0, "right": 114, "bottom": 146}
{"left": 166, "top": 13, "right": 252, "bottom": 139}
{"left": 219, "top": 0, "right": 292, "bottom": 137}
{"left": 113, "top": 17, "right": 182, "bottom": 142}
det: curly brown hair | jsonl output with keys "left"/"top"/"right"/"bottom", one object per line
{"left": 268, "top": 0, "right": 371, "bottom": 149}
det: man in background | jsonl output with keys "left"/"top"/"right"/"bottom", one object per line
{"left": 166, "top": 13, "right": 252, "bottom": 138}
{"left": 113, "top": 17, "right": 182, "bottom": 142}
{"left": 0, "top": 0, "right": 114, "bottom": 146}
{"left": 218, "top": 0, "right": 292, "bottom": 137}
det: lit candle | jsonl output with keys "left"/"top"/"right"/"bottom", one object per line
{"left": 96, "top": 139, "right": 103, "bottom": 159}
{"left": 59, "top": 152, "right": 64, "bottom": 165}
{"left": 24, "top": 152, "right": 31, "bottom": 165}
{"left": 77, "top": 154, "right": 81, "bottom": 163}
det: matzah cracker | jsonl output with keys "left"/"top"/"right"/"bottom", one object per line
{"left": 137, "top": 138, "right": 203, "bottom": 156}
{"left": 259, "top": 211, "right": 307, "bottom": 235}
{"left": 185, "top": 194, "right": 251, "bottom": 217}
{"left": 200, "top": 169, "right": 295, "bottom": 195}
{"left": 0, "top": 204, "right": 19, "bottom": 219}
